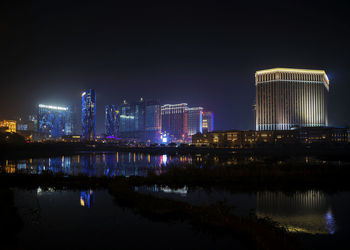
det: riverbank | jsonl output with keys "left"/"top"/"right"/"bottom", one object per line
{"left": 2, "top": 160, "right": 350, "bottom": 192}
{"left": 2, "top": 161, "right": 350, "bottom": 250}
{"left": 1, "top": 142, "right": 350, "bottom": 161}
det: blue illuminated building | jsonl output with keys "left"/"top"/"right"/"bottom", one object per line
{"left": 145, "top": 100, "right": 161, "bottom": 143}
{"left": 38, "top": 104, "right": 72, "bottom": 138}
{"left": 118, "top": 98, "right": 145, "bottom": 140}
{"left": 105, "top": 105, "right": 119, "bottom": 138}
{"left": 187, "top": 107, "right": 203, "bottom": 136}
{"left": 81, "top": 89, "right": 96, "bottom": 141}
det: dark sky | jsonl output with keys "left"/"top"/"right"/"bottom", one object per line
{"left": 1, "top": 0, "right": 350, "bottom": 134}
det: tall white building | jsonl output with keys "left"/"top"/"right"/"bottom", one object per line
{"left": 187, "top": 107, "right": 203, "bottom": 136}
{"left": 255, "top": 68, "right": 329, "bottom": 131}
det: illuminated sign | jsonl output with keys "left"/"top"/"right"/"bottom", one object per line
{"left": 120, "top": 115, "right": 135, "bottom": 119}
{"left": 38, "top": 104, "right": 68, "bottom": 111}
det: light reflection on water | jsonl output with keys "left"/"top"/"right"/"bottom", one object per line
{"left": 80, "top": 190, "right": 95, "bottom": 208}
{"left": 134, "top": 187, "right": 338, "bottom": 236}
{"left": 0, "top": 153, "right": 194, "bottom": 177}
{"left": 1, "top": 153, "right": 346, "bottom": 177}
{"left": 256, "top": 191, "right": 336, "bottom": 235}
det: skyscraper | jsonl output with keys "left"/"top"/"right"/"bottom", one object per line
{"left": 161, "top": 103, "right": 188, "bottom": 141}
{"left": 145, "top": 100, "right": 161, "bottom": 142}
{"left": 38, "top": 104, "right": 71, "bottom": 138}
{"left": 81, "top": 89, "right": 96, "bottom": 140}
{"left": 202, "top": 111, "right": 214, "bottom": 133}
{"left": 118, "top": 98, "right": 145, "bottom": 140}
{"left": 70, "top": 104, "right": 81, "bottom": 135}
{"left": 187, "top": 107, "right": 203, "bottom": 136}
{"left": 105, "top": 104, "right": 119, "bottom": 138}
{"left": 255, "top": 68, "right": 329, "bottom": 131}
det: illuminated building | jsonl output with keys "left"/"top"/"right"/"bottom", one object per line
{"left": 202, "top": 111, "right": 214, "bottom": 133}
{"left": 187, "top": 107, "right": 203, "bottom": 136}
{"left": 16, "top": 116, "right": 39, "bottom": 141}
{"left": 255, "top": 68, "right": 329, "bottom": 130}
{"left": 70, "top": 104, "right": 81, "bottom": 135}
{"left": 81, "top": 89, "right": 96, "bottom": 141}
{"left": 38, "top": 104, "right": 71, "bottom": 138}
{"left": 0, "top": 120, "right": 17, "bottom": 133}
{"left": 192, "top": 127, "right": 349, "bottom": 148}
{"left": 145, "top": 100, "right": 161, "bottom": 143}
{"left": 118, "top": 98, "right": 145, "bottom": 140}
{"left": 161, "top": 103, "right": 188, "bottom": 141}
{"left": 105, "top": 105, "right": 119, "bottom": 138}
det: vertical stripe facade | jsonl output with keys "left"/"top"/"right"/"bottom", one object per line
{"left": 255, "top": 69, "right": 329, "bottom": 131}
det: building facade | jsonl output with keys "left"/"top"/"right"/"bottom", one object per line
{"left": 118, "top": 98, "right": 145, "bottom": 141}
{"left": 38, "top": 104, "right": 71, "bottom": 138}
{"left": 192, "top": 127, "right": 349, "bottom": 148}
{"left": 202, "top": 110, "right": 214, "bottom": 133}
{"left": 255, "top": 68, "right": 329, "bottom": 131}
{"left": 105, "top": 105, "right": 119, "bottom": 138}
{"left": 161, "top": 103, "right": 188, "bottom": 142}
{"left": 187, "top": 107, "right": 203, "bottom": 136}
{"left": 145, "top": 100, "right": 162, "bottom": 143}
{"left": 81, "top": 89, "right": 96, "bottom": 141}
{"left": 0, "top": 120, "right": 16, "bottom": 133}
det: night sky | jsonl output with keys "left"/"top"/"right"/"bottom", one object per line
{"left": 1, "top": 0, "right": 350, "bottom": 134}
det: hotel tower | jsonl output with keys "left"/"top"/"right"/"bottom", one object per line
{"left": 255, "top": 68, "right": 329, "bottom": 130}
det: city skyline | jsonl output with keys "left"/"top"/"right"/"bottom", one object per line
{"left": 1, "top": 1, "right": 350, "bottom": 134}
{"left": 1, "top": 2, "right": 350, "bottom": 250}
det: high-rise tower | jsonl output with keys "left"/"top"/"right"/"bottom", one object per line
{"left": 105, "top": 105, "right": 119, "bottom": 138}
{"left": 255, "top": 68, "right": 329, "bottom": 131}
{"left": 187, "top": 107, "right": 203, "bottom": 136}
{"left": 81, "top": 89, "right": 96, "bottom": 140}
{"left": 161, "top": 103, "right": 188, "bottom": 141}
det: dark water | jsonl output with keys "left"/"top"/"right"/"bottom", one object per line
{"left": 2, "top": 152, "right": 350, "bottom": 249}
{"left": 1, "top": 153, "right": 189, "bottom": 176}
{"left": 12, "top": 188, "right": 244, "bottom": 250}
{"left": 9, "top": 187, "right": 350, "bottom": 250}
{"left": 0, "top": 152, "right": 346, "bottom": 177}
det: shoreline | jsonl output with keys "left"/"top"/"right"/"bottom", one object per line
{"left": 1, "top": 142, "right": 350, "bottom": 161}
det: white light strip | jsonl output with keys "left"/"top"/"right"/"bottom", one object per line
{"left": 39, "top": 104, "right": 68, "bottom": 111}
{"left": 120, "top": 115, "right": 134, "bottom": 119}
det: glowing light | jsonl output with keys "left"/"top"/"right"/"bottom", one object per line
{"left": 256, "top": 68, "right": 327, "bottom": 75}
{"left": 162, "top": 137, "right": 167, "bottom": 143}
{"left": 120, "top": 115, "right": 135, "bottom": 119}
{"left": 82, "top": 92, "right": 86, "bottom": 97}
{"left": 325, "top": 210, "right": 336, "bottom": 235}
{"left": 161, "top": 154, "right": 167, "bottom": 165}
{"left": 0, "top": 120, "right": 17, "bottom": 133}
{"left": 255, "top": 68, "right": 329, "bottom": 90}
{"left": 38, "top": 104, "right": 68, "bottom": 111}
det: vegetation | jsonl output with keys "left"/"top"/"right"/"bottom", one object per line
{"left": 109, "top": 182, "right": 298, "bottom": 250}
{"left": 2, "top": 153, "right": 350, "bottom": 250}
{"left": 1, "top": 140, "right": 350, "bottom": 161}
{"left": 0, "top": 132, "right": 26, "bottom": 145}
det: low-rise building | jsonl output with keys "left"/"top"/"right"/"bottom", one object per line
{"left": 192, "top": 127, "right": 349, "bottom": 148}
{"left": 0, "top": 120, "right": 17, "bottom": 133}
